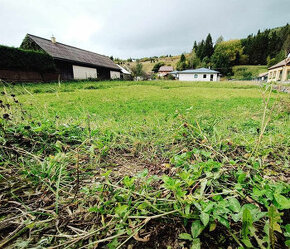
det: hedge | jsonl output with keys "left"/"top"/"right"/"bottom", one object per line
{"left": 0, "top": 45, "right": 56, "bottom": 73}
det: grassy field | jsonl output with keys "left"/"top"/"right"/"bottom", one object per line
{"left": 7, "top": 80, "right": 289, "bottom": 158}
{"left": 1, "top": 80, "right": 289, "bottom": 248}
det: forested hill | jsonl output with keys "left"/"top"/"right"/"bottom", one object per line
{"left": 192, "top": 24, "right": 289, "bottom": 74}
{"left": 116, "top": 24, "right": 290, "bottom": 76}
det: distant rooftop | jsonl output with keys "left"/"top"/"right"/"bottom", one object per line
{"left": 158, "top": 66, "right": 174, "bottom": 72}
{"left": 178, "top": 68, "right": 219, "bottom": 74}
{"left": 117, "top": 64, "right": 131, "bottom": 75}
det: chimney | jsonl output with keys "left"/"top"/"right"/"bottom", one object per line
{"left": 51, "top": 35, "right": 56, "bottom": 44}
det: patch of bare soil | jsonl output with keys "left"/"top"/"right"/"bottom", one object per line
{"left": 128, "top": 219, "right": 186, "bottom": 249}
{"left": 105, "top": 151, "right": 175, "bottom": 177}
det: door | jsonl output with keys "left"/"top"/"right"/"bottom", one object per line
{"left": 210, "top": 74, "right": 214, "bottom": 81}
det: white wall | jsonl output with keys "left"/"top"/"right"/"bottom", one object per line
{"left": 178, "top": 73, "right": 219, "bottom": 82}
{"left": 110, "top": 71, "right": 121, "bottom": 79}
{"left": 73, "top": 65, "right": 97, "bottom": 79}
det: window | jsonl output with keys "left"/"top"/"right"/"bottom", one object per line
{"left": 194, "top": 74, "right": 198, "bottom": 78}
{"left": 203, "top": 74, "right": 207, "bottom": 78}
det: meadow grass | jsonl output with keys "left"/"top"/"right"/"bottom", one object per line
{"left": 9, "top": 80, "right": 289, "bottom": 157}
{"left": 232, "top": 65, "right": 268, "bottom": 79}
{"left": 1, "top": 80, "right": 289, "bottom": 248}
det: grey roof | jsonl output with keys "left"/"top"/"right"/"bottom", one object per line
{"left": 177, "top": 68, "right": 219, "bottom": 74}
{"left": 258, "top": 72, "right": 268, "bottom": 77}
{"left": 117, "top": 64, "right": 131, "bottom": 75}
{"left": 27, "top": 34, "right": 120, "bottom": 70}
{"left": 268, "top": 57, "right": 290, "bottom": 70}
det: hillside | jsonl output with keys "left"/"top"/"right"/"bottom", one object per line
{"left": 116, "top": 23, "right": 289, "bottom": 77}
{"left": 232, "top": 65, "right": 268, "bottom": 80}
{"left": 118, "top": 54, "right": 185, "bottom": 74}
{"left": 121, "top": 57, "right": 268, "bottom": 78}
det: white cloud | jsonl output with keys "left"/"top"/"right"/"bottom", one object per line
{"left": 0, "top": 0, "right": 289, "bottom": 58}
{"left": 61, "top": 15, "right": 103, "bottom": 44}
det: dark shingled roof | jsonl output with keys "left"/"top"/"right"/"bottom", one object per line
{"left": 27, "top": 34, "right": 120, "bottom": 70}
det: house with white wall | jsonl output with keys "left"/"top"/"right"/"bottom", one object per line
{"left": 117, "top": 64, "right": 132, "bottom": 80}
{"left": 267, "top": 55, "right": 290, "bottom": 82}
{"left": 176, "top": 68, "right": 220, "bottom": 82}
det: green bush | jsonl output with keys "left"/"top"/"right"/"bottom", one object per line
{"left": 0, "top": 45, "right": 56, "bottom": 72}
{"left": 152, "top": 62, "right": 165, "bottom": 73}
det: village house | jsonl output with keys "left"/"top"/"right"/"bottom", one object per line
{"left": 267, "top": 55, "right": 290, "bottom": 82}
{"left": 257, "top": 72, "right": 268, "bottom": 81}
{"left": 176, "top": 68, "right": 220, "bottom": 82}
{"left": 158, "top": 66, "right": 173, "bottom": 77}
{"left": 20, "top": 34, "right": 121, "bottom": 80}
{"left": 169, "top": 70, "right": 179, "bottom": 79}
{"left": 117, "top": 64, "right": 132, "bottom": 80}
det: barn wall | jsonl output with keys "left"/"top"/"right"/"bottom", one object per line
{"left": 54, "top": 60, "right": 74, "bottom": 81}
{"left": 7, "top": 57, "right": 122, "bottom": 82}
{"left": 0, "top": 58, "right": 121, "bottom": 82}
{"left": 97, "top": 67, "right": 111, "bottom": 80}
{"left": 73, "top": 65, "right": 97, "bottom": 79}
{"left": 110, "top": 71, "right": 121, "bottom": 79}
{"left": 0, "top": 69, "right": 58, "bottom": 82}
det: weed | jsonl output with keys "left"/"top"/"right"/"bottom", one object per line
{"left": 0, "top": 80, "right": 289, "bottom": 248}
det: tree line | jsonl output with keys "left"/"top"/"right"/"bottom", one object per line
{"left": 176, "top": 24, "right": 290, "bottom": 75}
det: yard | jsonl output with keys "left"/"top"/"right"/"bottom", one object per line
{"left": 1, "top": 80, "right": 289, "bottom": 248}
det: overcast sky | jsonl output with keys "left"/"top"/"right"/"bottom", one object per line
{"left": 0, "top": 0, "right": 289, "bottom": 59}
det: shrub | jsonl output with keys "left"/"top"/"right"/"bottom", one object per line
{"left": 33, "top": 89, "right": 42, "bottom": 93}
{"left": 167, "top": 74, "right": 175, "bottom": 80}
{"left": 152, "top": 62, "right": 165, "bottom": 73}
{"left": 0, "top": 45, "right": 56, "bottom": 73}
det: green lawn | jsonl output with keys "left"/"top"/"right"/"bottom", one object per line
{"left": 1, "top": 80, "right": 290, "bottom": 248}
{"left": 4, "top": 80, "right": 289, "bottom": 159}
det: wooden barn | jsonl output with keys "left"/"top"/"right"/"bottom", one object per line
{"left": 20, "top": 34, "right": 121, "bottom": 80}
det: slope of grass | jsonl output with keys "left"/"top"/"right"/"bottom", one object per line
{"left": 123, "top": 54, "right": 184, "bottom": 73}
{"left": 232, "top": 65, "right": 268, "bottom": 80}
